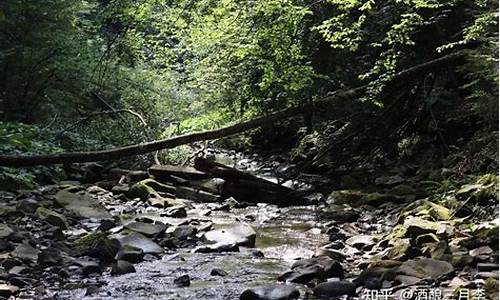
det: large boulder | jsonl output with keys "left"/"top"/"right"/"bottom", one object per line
{"left": 240, "top": 284, "right": 300, "bottom": 300}
{"left": 55, "top": 189, "right": 110, "bottom": 219}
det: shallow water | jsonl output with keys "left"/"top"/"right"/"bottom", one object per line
{"left": 57, "top": 202, "right": 329, "bottom": 300}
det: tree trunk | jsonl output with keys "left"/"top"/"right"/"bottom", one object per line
{"left": 0, "top": 53, "right": 465, "bottom": 167}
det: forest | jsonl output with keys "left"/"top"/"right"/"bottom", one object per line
{"left": 0, "top": 0, "right": 498, "bottom": 299}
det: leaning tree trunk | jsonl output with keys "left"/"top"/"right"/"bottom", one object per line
{"left": 0, "top": 53, "right": 465, "bottom": 167}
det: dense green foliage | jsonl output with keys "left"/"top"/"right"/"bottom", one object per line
{"left": 0, "top": 0, "right": 498, "bottom": 175}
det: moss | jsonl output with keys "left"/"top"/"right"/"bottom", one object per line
{"left": 389, "top": 184, "right": 416, "bottom": 196}
{"left": 73, "top": 232, "right": 119, "bottom": 260}
{"left": 127, "top": 179, "right": 175, "bottom": 201}
{"left": 35, "top": 207, "right": 69, "bottom": 229}
{"left": 327, "top": 190, "right": 366, "bottom": 205}
{"left": 358, "top": 193, "right": 404, "bottom": 207}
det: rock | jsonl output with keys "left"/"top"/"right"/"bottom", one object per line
{"left": 2, "top": 257, "right": 21, "bottom": 269}
{"left": 203, "top": 223, "right": 256, "bottom": 247}
{"left": 280, "top": 256, "right": 344, "bottom": 284}
{"left": 116, "top": 232, "right": 163, "bottom": 254}
{"left": 76, "top": 260, "right": 102, "bottom": 276}
{"left": 192, "top": 242, "right": 239, "bottom": 253}
{"left": 128, "top": 179, "right": 176, "bottom": 201}
{"left": 358, "top": 193, "right": 405, "bottom": 207}
{"left": 162, "top": 206, "right": 187, "bottom": 218}
{"left": 320, "top": 206, "right": 360, "bottom": 222}
{"left": 450, "top": 253, "right": 474, "bottom": 268}
{"left": 375, "top": 175, "right": 405, "bottom": 186}
{"left": 170, "top": 225, "right": 197, "bottom": 240}
{"left": 111, "top": 184, "right": 130, "bottom": 195}
{"left": 146, "top": 196, "right": 169, "bottom": 208}
{"left": 16, "top": 198, "right": 40, "bottom": 213}
{"left": 403, "top": 217, "right": 440, "bottom": 237}
{"left": 55, "top": 189, "right": 111, "bottom": 219}
{"left": 111, "top": 260, "right": 136, "bottom": 275}
{"left": 11, "top": 243, "right": 40, "bottom": 261}
{"left": 478, "top": 263, "right": 499, "bottom": 272}
{"left": 469, "top": 246, "right": 493, "bottom": 257}
{"left": 174, "top": 274, "right": 190, "bottom": 287}
{"left": 9, "top": 266, "right": 30, "bottom": 275}
{"left": 37, "top": 248, "right": 62, "bottom": 266}
{"left": 0, "top": 284, "right": 19, "bottom": 298}
{"left": 240, "top": 284, "right": 300, "bottom": 300}
{"left": 345, "top": 235, "right": 375, "bottom": 250}
{"left": 314, "top": 247, "right": 346, "bottom": 262}
{"left": 291, "top": 256, "right": 344, "bottom": 279}
{"left": 312, "top": 280, "right": 356, "bottom": 298}
{"left": 125, "top": 221, "right": 167, "bottom": 237}
{"left": 386, "top": 238, "right": 412, "bottom": 260}
{"left": 98, "top": 218, "right": 116, "bottom": 232}
{"left": 456, "top": 174, "right": 498, "bottom": 203}
{"left": 210, "top": 268, "right": 228, "bottom": 276}
{"left": 327, "top": 190, "right": 366, "bottom": 205}
{"left": 115, "top": 245, "right": 144, "bottom": 263}
{"left": 389, "top": 184, "right": 416, "bottom": 197}
{"left": 279, "top": 265, "right": 324, "bottom": 284}
{"left": 0, "top": 223, "right": 14, "bottom": 239}
{"left": 86, "top": 185, "right": 108, "bottom": 194}
{"left": 0, "top": 239, "right": 14, "bottom": 251}
{"left": 396, "top": 258, "right": 453, "bottom": 279}
{"left": 35, "top": 207, "right": 69, "bottom": 229}
{"left": 48, "top": 226, "right": 65, "bottom": 240}
{"left": 415, "top": 233, "right": 440, "bottom": 246}
{"left": 73, "top": 232, "right": 120, "bottom": 261}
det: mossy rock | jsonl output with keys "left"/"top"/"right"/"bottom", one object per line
{"left": 386, "top": 238, "right": 412, "bottom": 260}
{"left": 389, "top": 184, "right": 416, "bottom": 197}
{"left": 127, "top": 179, "right": 176, "bottom": 201}
{"left": 73, "top": 232, "right": 120, "bottom": 261}
{"left": 36, "top": 207, "right": 69, "bottom": 230}
{"left": 456, "top": 174, "right": 499, "bottom": 203}
{"left": 398, "top": 200, "right": 451, "bottom": 223}
{"left": 403, "top": 216, "right": 440, "bottom": 238}
{"left": 413, "top": 181, "right": 441, "bottom": 197}
{"left": 327, "top": 190, "right": 366, "bottom": 205}
{"left": 358, "top": 193, "right": 405, "bottom": 207}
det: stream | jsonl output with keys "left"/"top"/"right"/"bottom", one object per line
{"left": 2, "top": 150, "right": 498, "bottom": 300}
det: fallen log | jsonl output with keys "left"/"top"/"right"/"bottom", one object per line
{"left": 0, "top": 53, "right": 465, "bottom": 167}
{"left": 194, "top": 157, "right": 305, "bottom": 206}
{"left": 148, "top": 164, "right": 209, "bottom": 180}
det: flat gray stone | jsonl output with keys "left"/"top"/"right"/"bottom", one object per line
{"left": 0, "top": 224, "right": 14, "bottom": 239}
{"left": 116, "top": 232, "right": 163, "bottom": 254}
{"left": 125, "top": 222, "right": 167, "bottom": 237}
{"left": 55, "top": 189, "right": 111, "bottom": 219}
{"left": 11, "top": 243, "right": 40, "bottom": 261}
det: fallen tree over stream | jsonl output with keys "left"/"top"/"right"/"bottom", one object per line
{"left": 0, "top": 53, "right": 465, "bottom": 167}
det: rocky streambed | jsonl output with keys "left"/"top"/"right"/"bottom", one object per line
{"left": 0, "top": 152, "right": 498, "bottom": 300}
